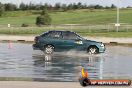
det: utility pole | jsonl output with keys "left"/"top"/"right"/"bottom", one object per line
{"left": 116, "top": 0, "right": 120, "bottom": 32}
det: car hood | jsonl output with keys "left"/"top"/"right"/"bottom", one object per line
{"left": 84, "top": 39, "right": 101, "bottom": 43}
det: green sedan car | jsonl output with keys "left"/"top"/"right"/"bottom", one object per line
{"left": 33, "top": 30, "right": 105, "bottom": 54}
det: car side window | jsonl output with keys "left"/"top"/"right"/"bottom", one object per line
{"left": 63, "top": 32, "right": 78, "bottom": 40}
{"left": 48, "top": 31, "right": 62, "bottom": 38}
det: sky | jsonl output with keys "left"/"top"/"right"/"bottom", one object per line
{"left": 0, "top": 0, "right": 132, "bottom": 7}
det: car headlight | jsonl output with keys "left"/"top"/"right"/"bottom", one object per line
{"left": 100, "top": 43, "right": 104, "bottom": 47}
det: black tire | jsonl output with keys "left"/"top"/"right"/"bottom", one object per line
{"left": 87, "top": 46, "right": 99, "bottom": 54}
{"left": 44, "top": 45, "right": 54, "bottom": 54}
{"left": 79, "top": 78, "right": 91, "bottom": 87}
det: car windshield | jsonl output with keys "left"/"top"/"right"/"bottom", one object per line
{"left": 75, "top": 33, "right": 85, "bottom": 40}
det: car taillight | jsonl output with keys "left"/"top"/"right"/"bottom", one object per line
{"left": 34, "top": 36, "right": 39, "bottom": 43}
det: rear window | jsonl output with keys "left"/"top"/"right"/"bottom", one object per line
{"left": 41, "top": 32, "right": 49, "bottom": 37}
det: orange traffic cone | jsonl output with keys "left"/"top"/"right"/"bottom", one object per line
{"left": 8, "top": 41, "right": 13, "bottom": 49}
{"left": 85, "top": 71, "right": 89, "bottom": 78}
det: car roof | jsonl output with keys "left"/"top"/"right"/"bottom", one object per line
{"left": 40, "top": 30, "right": 74, "bottom": 36}
{"left": 48, "top": 30, "right": 74, "bottom": 33}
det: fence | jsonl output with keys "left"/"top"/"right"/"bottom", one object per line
{"left": 0, "top": 24, "right": 132, "bottom": 34}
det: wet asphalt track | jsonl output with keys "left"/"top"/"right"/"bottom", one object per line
{"left": 0, "top": 42, "right": 132, "bottom": 82}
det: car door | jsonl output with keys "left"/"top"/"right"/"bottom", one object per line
{"left": 47, "top": 31, "right": 63, "bottom": 51}
{"left": 62, "top": 31, "right": 85, "bottom": 51}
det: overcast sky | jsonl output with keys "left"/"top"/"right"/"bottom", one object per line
{"left": 0, "top": 0, "right": 132, "bottom": 7}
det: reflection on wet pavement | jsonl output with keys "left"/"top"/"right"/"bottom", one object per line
{"left": 0, "top": 43, "right": 132, "bottom": 81}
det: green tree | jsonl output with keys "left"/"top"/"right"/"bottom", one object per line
{"left": 105, "top": 6, "right": 110, "bottom": 9}
{"left": 77, "top": 2, "right": 82, "bottom": 9}
{"left": 41, "top": 8, "right": 48, "bottom": 15}
{"left": 55, "top": 3, "right": 61, "bottom": 10}
{"left": 0, "top": 3, "right": 5, "bottom": 17}
{"left": 36, "top": 8, "right": 51, "bottom": 26}
{"left": 62, "top": 4, "right": 67, "bottom": 11}
{"left": 5, "top": 3, "right": 17, "bottom": 11}
{"left": 67, "top": 4, "right": 73, "bottom": 10}
{"left": 28, "top": 2, "right": 35, "bottom": 10}
{"left": 19, "top": 2, "right": 27, "bottom": 10}
{"left": 73, "top": 3, "right": 78, "bottom": 10}
{"left": 111, "top": 4, "right": 116, "bottom": 9}
{"left": 94, "top": 5, "right": 103, "bottom": 9}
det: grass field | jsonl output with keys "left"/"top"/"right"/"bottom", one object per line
{"left": 0, "top": 9, "right": 132, "bottom": 37}
{"left": 0, "top": 9, "right": 132, "bottom": 25}
{"left": 0, "top": 27, "right": 132, "bottom": 37}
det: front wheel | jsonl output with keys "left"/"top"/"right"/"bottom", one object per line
{"left": 87, "top": 46, "right": 99, "bottom": 54}
{"left": 43, "top": 45, "right": 54, "bottom": 54}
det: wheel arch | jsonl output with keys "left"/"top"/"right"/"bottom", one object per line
{"left": 43, "top": 44, "right": 55, "bottom": 49}
{"left": 43, "top": 44, "right": 55, "bottom": 54}
{"left": 87, "top": 45, "right": 99, "bottom": 52}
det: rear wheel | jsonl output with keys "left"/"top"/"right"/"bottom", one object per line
{"left": 44, "top": 45, "right": 54, "bottom": 54}
{"left": 87, "top": 46, "right": 99, "bottom": 54}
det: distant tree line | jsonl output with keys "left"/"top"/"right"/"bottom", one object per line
{"left": 18, "top": 2, "right": 118, "bottom": 10}
{"left": 0, "top": 2, "right": 120, "bottom": 16}
{"left": 0, "top": 2, "right": 119, "bottom": 12}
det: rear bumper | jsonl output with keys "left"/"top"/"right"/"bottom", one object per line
{"left": 32, "top": 44, "right": 40, "bottom": 50}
